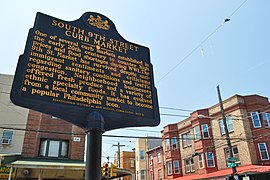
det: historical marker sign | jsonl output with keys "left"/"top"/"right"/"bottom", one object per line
{"left": 11, "top": 12, "right": 160, "bottom": 131}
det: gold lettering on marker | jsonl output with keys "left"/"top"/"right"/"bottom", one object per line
{"left": 22, "top": 17, "right": 154, "bottom": 118}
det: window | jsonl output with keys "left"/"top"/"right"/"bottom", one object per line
{"left": 187, "top": 132, "right": 192, "bottom": 146}
{"left": 182, "top": 134, "right": 187, "bottom": 147}
{"left": 39, "top": 139, "right": 68, "bottom": 158}
{"left": 185, "top": 159, "right": 190, "bottom": 172}
{"left": 141, "top": 170, "right": 146, "bottom": 180}
{"left": 219, "top": 116, "right": 234, "bottom": 135}
{"left": 190, "top": 158, "right": 195, "bottom": 172}
{"left": 173, "top": 160, "right": 180, "bottom": 174}
{"left": 251, "top": 112, "right": 262, "bottom": 128}
{"left": 166, "top": 161, "right": 172, "bottom": 175}
{"left": 165, "top": 139, "right": 170, "bottom": 150}
{"left": 158, "top": 169, "right": 162, "bottom": 180}
{"left": 205, "top": 152, "right": 215, "bottom": 167}
{"left": 171, "top": 137, "right": 178, "bottom": 149}
{"left": 225, "top": 146, "right": 240, "bottom": 165}
{"left": 225, "top": 146, "right": 239, "bottom": 160}
{"left": 262, "top": 113, "right": 270, "bottom": 128}
{"left": 258, "top": 143, "right": 269, "bottom": 160}
{"left": 194, "top": 126, "right": 201, "bottom": 140}
{"left": 198, "top": 154, "right": 204, "bottom": 169}
{"left": 157, "top": 152, "right": 161, "bottom": 163}
{"left": 150, "top": 155, "right": 153, "bottom": 165}
{"left": 140, "top": 150, "right": 145, "bottom": 160}
{"left": 182, "top": 132, "right": 192, "bottom": 147}
{"left": 130, "top": 159, "right": 135, "bottom": 168}
{"left": 201, "top": 124, "right": 210, "bottom": 139}
{"left": 1, "top": 129, "right": 13, "bottom": 144}
{"left": 151, "top": 172, "right": 154, "bottom": 180}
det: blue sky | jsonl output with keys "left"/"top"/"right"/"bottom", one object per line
{"left": 1, "top": 0, "right": 270, "bottom": 162}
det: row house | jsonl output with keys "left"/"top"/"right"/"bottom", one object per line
{"left": 152, "top": 94, "right": 270, "bottom": 179}
{"left": 162, "top": 124, "right": 182, "bottom": 179}
{"left": 0, "top": 74, "right": 88, "bottom": 179}
{"left": 116, "top": 151, "right": 136, "bottom": 180}
{"left": 178, "top": 109, "right": 218, "bottom": 177}
{"left": 8, "top": 109, "right": 86, "bottom": 180}
{"left": 146, "top": 146, "right": 165, "bottom": 180}
{"left": 135, "top": 138, "right": 162, "bottom": 180}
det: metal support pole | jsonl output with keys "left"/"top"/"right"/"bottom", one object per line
{"left": 217, "top": 85, "right": 237, "bottom": 177}
{"left": 8, "top": 166, "right": 13, "bottom": 180}
{"left": 85, "top": 111, "right": 104, "bottom": 180}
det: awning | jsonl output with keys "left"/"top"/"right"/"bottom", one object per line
{"left": 11, "top": 159, "right": 85, "bottom": 170}
{"left": 175, "top": 165, "right": 270, "bottom": 180}
{"left": 0, "top": 154, "right": 21, "bottom": 165}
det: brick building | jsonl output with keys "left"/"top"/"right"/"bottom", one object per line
{"left": 162, "top": 124, "right": 182, "bottom": 179}
{"left": 162, "top": 94, "right": 270, "bottom": 179}
{"left": 117, "top": 151, "right": 136, "bottom": 180}
{"left": 146, "top": 146, "right": 165, "bottom": 180}
{"left": 135, "top": 138, "right": 162, "bottom": 180}
{"left": 11, "top": 110, "right": 86, "bottom": 180}
{"left": 22, "top": 110, "right": 85, "bottom": 160}
{"left": 177, "top": 109, "right": 218, "bottom": 177}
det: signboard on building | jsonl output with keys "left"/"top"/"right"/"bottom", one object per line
{"left": 11, "top": 12, "right": 160, "bottom": 131}
{"left": 0, "top": 166, "right": 16, "bottom": 178}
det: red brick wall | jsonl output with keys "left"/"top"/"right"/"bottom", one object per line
{"left": 147, "top": 147, "right": 165, "bottom": 180}
{"left": 22, "top": 110, "right": 85, "bottom": 160}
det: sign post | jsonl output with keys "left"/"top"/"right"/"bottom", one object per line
{"left": 11, "top": 12, "right": 160, "bottom": 179}
{"left": 85, "top": 112, "right": 104, "bottom": 180}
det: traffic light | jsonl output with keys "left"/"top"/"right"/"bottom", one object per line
{"left": 102, "top": 162, "right": 109, "bottom": 177}
{"left": 110, "top": 163, "right": 117, "bottom": 177}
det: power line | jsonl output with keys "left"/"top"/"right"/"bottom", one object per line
{"left": 159, "top": 106, "right": 193, "bottom": 112}
{"left": 2, "top": 125, "right": 267, "bottom": 142}
{"left": 160, "top": 113, "right": 189, "bottom": 118}
{"left": 156, "top": 0, "right": 249, "bottom": 83}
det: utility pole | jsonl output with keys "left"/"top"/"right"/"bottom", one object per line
{"left": 113, "top": 142, "right": 125, "bottom": 180}
{"left": 217, "top": 85, "right": 237, "bottom": 179}
{"left": 113, "top": 142, "right": 125, "bottom": 168}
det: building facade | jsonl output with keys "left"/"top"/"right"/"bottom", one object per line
{"left": 0, "top": 74, "right": 29, "bottom": 155}
{"left": 0, "top": 74, "right": 29, "bottom": 179}
{"left": 162, "top": 123, "right": 182, "bottom": 179}
{"left": 22, "top": 110, "right": 85, "bottom": 160}
{"left": 208, "top": 95, "right": 270, "bottom": 169}
{"left": 135, "top": 138, "right": 162, "bottom": 180}
{"left": 118, "top": 151, "right": 136, "bottom": 180}
{"left": 178, "top": 109, "right": 218, "bottom": 177}
{"left": 163, "top": 94, "right": 270, "bottom": 179}
{"left": 146, "top": 146, "right": 165, "bottom": 180}
{"left": 12, "top": 110, "right": 86, "bottom": 180}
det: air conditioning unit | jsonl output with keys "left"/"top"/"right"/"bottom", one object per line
{"left": 1, "top": 138, "right": 11, "bottom": 145}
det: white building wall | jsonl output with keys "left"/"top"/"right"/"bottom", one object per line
{"left": 0, "top": 74, "right": 29, "bottom": 154}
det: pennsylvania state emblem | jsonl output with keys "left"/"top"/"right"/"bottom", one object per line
{"left": 87, "top": 15, "right": 110, "bottom": 30}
